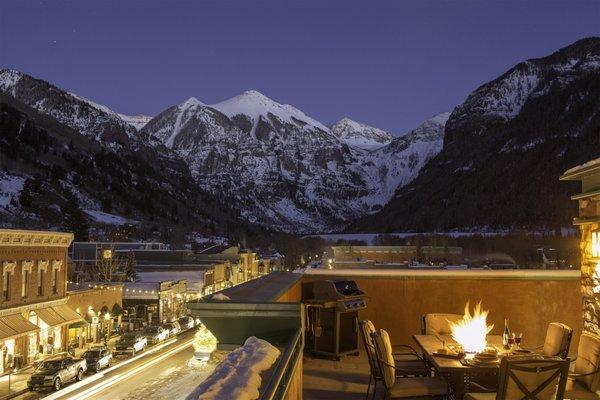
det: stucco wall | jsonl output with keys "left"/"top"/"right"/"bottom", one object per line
{"left": 67, "top": 285, "right": 123, "bottom": 316}
{"left": 276, "top": 279, "right": 302, "bottom": 303}
{"left": 300, "top": 270, "right": 582, "bottom": 353}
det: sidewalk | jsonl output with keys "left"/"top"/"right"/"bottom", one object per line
{"left": 0, "top": 367, "right": 33, "bottom": 399}
{"left": 0, "top": 335, "right": 122, "bottom": 400}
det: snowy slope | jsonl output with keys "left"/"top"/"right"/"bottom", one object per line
{"left": 211, "top": 90, "right": 330, "bottom": 133}
{"left": 118, "top": 113, "right": 153, "bottom": 130}
{"left": 331, "top": 117, "right": 393, "bottom": 150}
{"left": 357, "top": 112, "right": 450, "bottom": 206}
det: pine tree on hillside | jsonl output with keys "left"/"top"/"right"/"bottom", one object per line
{"left": 62, "top": 193, "right": 89, "bottom": 241}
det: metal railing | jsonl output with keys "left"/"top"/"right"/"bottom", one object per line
{"left": 260, "top": 328, "right": 303, "bottom": 400}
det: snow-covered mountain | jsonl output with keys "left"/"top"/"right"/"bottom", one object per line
{"left": 330, "top": 118, "right": 393, "bottom": 150}
{"left": 118, "top": 113, "right": 152, "bottom": 130}
{"left": 352, "top": 37, "right": 600, "bottom": 232}
{"left": 0, "top": 70, "right": 139, "bottom": 145}
{"left": 358, "top": 112, "right": 450, "bottom": 206}
{"left": 0, "top": 69, "right": 449, "bottom": 232}
{"left": 143, "top": 90, "right": 448, "bottom": 231}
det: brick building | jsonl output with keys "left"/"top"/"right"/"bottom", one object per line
{"left": 66, "top": 283, "right": 124, "bottom": 348}
{"left": 0, "top": 229, "right": 81, "bottom": 373}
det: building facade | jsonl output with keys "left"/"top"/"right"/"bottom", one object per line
{"left": 123, "top": 280, "right": 187, "bottom": 325}
{"left": 0, "top": 229, "right": 81, "bottom": 374}
{"left": 66, "top": 283, "right": 124, "bottom": 348}
{"left": 561, "top": 159, "right": 600, "bottom": 335}
{"left": 331, "top": 245, "right": 463, "bottom": 267}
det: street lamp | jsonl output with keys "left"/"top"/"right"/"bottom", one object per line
{"left": 104, "top": 313, "right": 110, "bottom": 345}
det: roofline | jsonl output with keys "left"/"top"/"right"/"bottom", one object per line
{"left": 0, "top": 229, "right": 74, "bottom": 248}
{"left": 560, "top": 162, "right": 600, "bottom": 181}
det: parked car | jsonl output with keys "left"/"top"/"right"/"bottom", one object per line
{"left": 114, "top": 332, "right": 147, "bottom": 356}
{"left": 162, "top": 321, "right": 181, "bottom": 337}
{"left": 143, "top": 325, "right": 169, "bottom": 345}
{"left": 28, "top": 356, "right": 87, "bottom": 391}
{"left": 178, "top": 316, "right": 195, "bottom": 330}
{"left": 82, "top": 346, "right": 113, "bottom": 373}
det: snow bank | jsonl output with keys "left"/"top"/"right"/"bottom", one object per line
{"left": 186, "top": 336, "right": 281, "bottom": 400}
{"left": 210, "top": 293, "right": 231, "bottom": 301}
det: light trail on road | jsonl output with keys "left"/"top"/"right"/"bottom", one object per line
{"left": 60, "top": 337, "right": 194, "bottom": 400}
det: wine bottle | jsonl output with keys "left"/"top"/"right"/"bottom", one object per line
{"left": 503, "top": 318, "right": 510, "bottom": 349}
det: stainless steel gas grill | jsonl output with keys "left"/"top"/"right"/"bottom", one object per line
{"left": 302, "top": 280, "right": 367, "bottom": 359}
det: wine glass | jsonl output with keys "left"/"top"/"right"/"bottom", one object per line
{"left": 508, "top": 333, "right": 515, "bottom": 351}
{"left": 515, "top": 333, "right": 523, "bottom": 350}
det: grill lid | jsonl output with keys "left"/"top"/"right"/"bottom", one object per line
{"left": 333, "top": 280, "right": 362, "bottom": 296}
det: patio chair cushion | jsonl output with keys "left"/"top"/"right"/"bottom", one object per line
{"left": 564, "top": 378, "right": 600, "bottom": 400}
{"left": 373, "top": 329, "right": 396, "bottom": 388}
{"left": 542, "top": 322, "right": 572, "bottom": 358}
{"left": 574, "top": 332, "right": 600, "bottom": 392}
{"left": 464, "top": 393, "right": 495, "bottom": 400}
{"left": 423, "top": 313, "right": 462, "bottom": 335}
{"left": 499, "top": 356, "right": 567, "bottom": 400}
{"left": 388, "top": 376, "right": 447, "bottom": 398}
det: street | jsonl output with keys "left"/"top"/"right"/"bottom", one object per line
{"left": 12, "top": 328, "right": 218, "bottom": 400}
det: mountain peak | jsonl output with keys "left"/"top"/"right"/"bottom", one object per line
{"left": 181, "top": 97, "right": 205, "bottom": 108}
{"left": 211, "top": 90, "right": 329, "bottom": 131}
{"left": 331, "top": 117, "right": 393, "bottom": 150}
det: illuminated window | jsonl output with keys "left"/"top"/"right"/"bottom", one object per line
{"left": 22, "top": 270, "right": 29, "bottom": 298}
{"left": 593, "top": 230, "right": 600, "bottom": 258}
{"left": 52, "top": 269, "right": 58, "bottom": 294}
{"left": 102, "top": 249, "right": 113, "bottom": 259}
{"left": 38, "top": 269, "right": 45, "bottom": 296}
{"left": 3, "top": 271, "right": 11, "bottom": 300}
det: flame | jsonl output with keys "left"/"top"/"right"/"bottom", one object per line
{"left": 450, "top": 301, "right": 494, "bottom": 354}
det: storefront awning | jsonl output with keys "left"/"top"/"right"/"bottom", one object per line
{"left": 0, "top": 313, "right": 39, "bottom": 341}
{"left": 36, "top": 305, "right": 83, "bottom": 327}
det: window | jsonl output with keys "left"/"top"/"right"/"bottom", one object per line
{"left": 52, "top": 268, "right": 58, "bottom": 294}
{"left": 38, "top": 269, "right": 45, "bottom": 296}
{"left": 21, "top": 270, "right": 29, "bottom": 298}
{"left": 3, "top": 271, "right": 11, "bottom": 301}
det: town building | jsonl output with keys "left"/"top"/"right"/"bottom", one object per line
{"left": 69, "top": 241, "right": 167, "bottom": 279}
{"left": 330, "top": 245, "right": 463, "bottom": 268}
{"left": 66, "top": 283, "right": 124, "bottom": 348}
{"left": 0, "top": 229, "right": 82, "bottom": 374}
{"left": 116, "top": 245, "right": 271, "bottom": 296}
{"left": 123, "top": 280, "right": 187, "bottom": 325}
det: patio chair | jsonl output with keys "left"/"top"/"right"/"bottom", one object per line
{"left": 372, "top": 328, "right": 449, "bottom": 399}
{"left": 540, "top": 323, "right": 573, "bottom": 359}
{"left": 464, "top": 356, "right": 570, "bottom": 400}
{"left": 421, "top": 313, "right": 462, "bottom": 335}
{"left": 563, "top": 332, "right": 600, "bottom": 400}
{"left": 360, "top": 320, "right": 431, "bottom": 400}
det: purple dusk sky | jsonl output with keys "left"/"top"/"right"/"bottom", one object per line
{"left": 0, "top": 1, "right": 598, "bottom": 134}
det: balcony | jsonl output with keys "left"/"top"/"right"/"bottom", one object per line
{"left": 187, "top": 269, "right": 582, "bottom": 399}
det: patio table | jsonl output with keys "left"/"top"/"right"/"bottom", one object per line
{"left": 413, "top": 334, "right": 506, "bottom": 400}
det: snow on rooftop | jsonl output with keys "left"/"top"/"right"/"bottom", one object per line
{"left": 187, "top": 336, "right": 280, "bottom": 400}
{"left": 137, "top": 271, "right": 205, "bottom": 293}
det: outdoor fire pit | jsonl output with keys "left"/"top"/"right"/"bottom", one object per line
{"left": 449, "top": 301, "right": 495, "bottom": 360}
